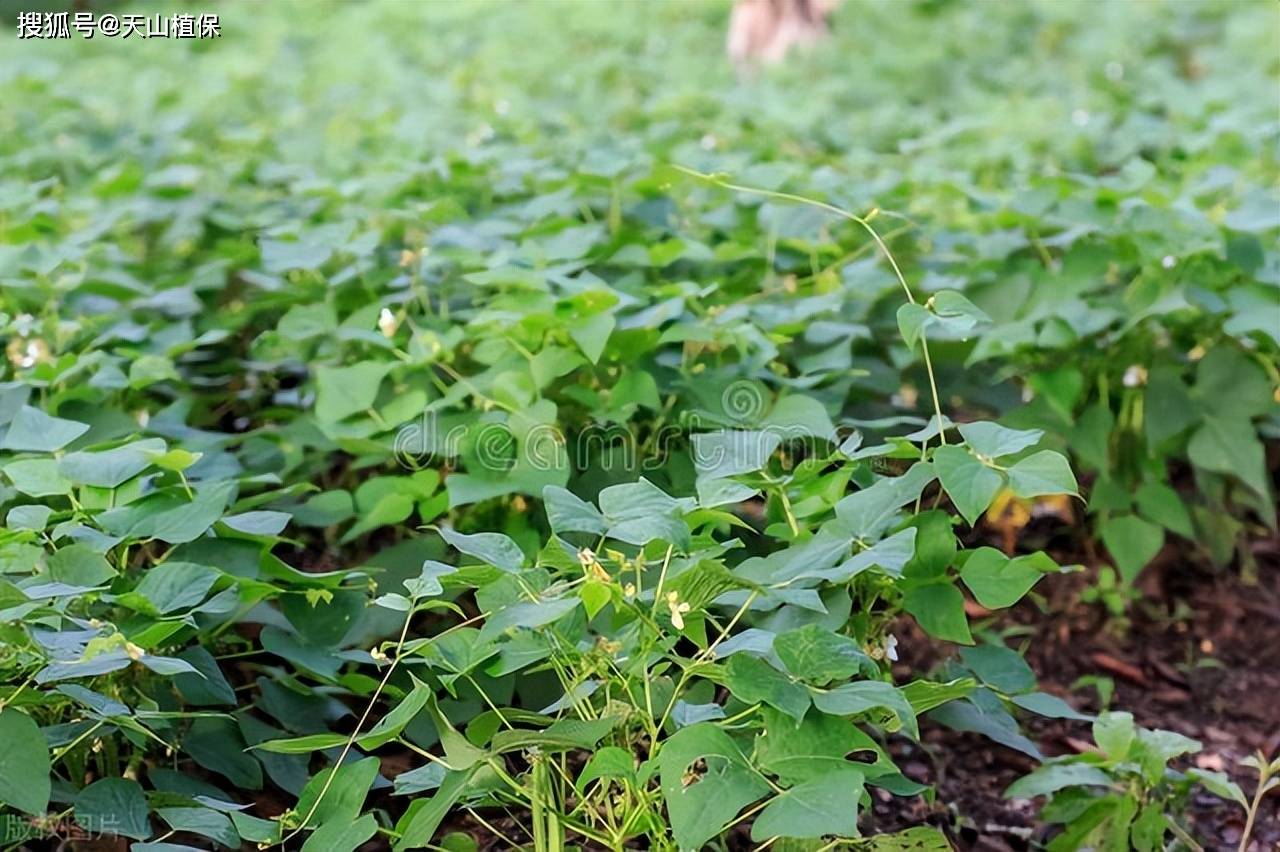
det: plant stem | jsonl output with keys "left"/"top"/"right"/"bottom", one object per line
{"left": 675, "top": 165, "right": 948, "bottom": 446}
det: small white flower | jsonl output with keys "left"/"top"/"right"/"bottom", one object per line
{"left": 1123, "top": 365, "right": 1148, "bottom": 388}
{"left": 885, "top": 634, "right": 899, "bottom": 662}
{"left": 378, "top": 308, "right": 400, "bottom": 338}
{"left": 1071, "top": 109, "right": 1090, "bottom": 127}
{"left": 666, "top": 590, "right": 691, "bottom": 631}
{"left": 578, "top": 547, "right": 609, "bottom": 582}
{"left": 1161, "top": 255, "right": 1176, "bottom": 269}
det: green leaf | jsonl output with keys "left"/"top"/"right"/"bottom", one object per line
{"left": 749, "top": 766, "right": 865, "bottom": 841}
{"left": 959, "top": 644, "right": 1036, "bottom": 694}
{"left": 930, "top": 290, "right": 992, "bottom": 331}
{"left": 182, "top": 718, "right": 262, "bottom": 790}
{"left": 756, "top": 707, "right": 888, "bottom": 785}
{"left": 278, "top": 303, "right": 337, "bottom": 341}
{"left": 1100, "top": 514, "right": 1164, "bottom": 582}
{"left": 957, "top": 421, "right": 1043, "bottom": 458}
{"left": 393, "top": 763, "right": 446, "bottom": 796}
{"left": 569, "top": 311, "right": 615, "bottom": 363}
{"left": 0, "top": 406, "right": 88, "bottom": 452}
{"left": 1093, "top": 711, "right": 1136, "bottom": 761}
{"left": 0, "top": 709, "right": 50, "bottom": 815}
{"left": 896, "top": 302, "right": 932, "bottom": 350}
{"left": 254, "top": 733, "right": 350, "bottom": 754}
{"left": 314, "top": 361, "right": 392, "bottom": 423}
{"left": 3, "top": 457, "right": 72, "bottom": 496}
{"left": 1010, "top": 692, "right": 1093, "bottom": 721}
{"left": 901, "top": 510, "right": 955, "bottom": 580}
{"left": 490, "top": 716, "right": 621, "bottom": 754}
{"left": 49, "top": 544, "right": 117, "bottom": 586}
{"left": 477, "top": 595, "right": 580, "bottom": 641}
{"left": 658, "top": 723, "right": 770, "bottom": 851}
{"left": 36, "top": 651, "right": 132, "bottom": 684}
{"left": 761, "top": 395, "right": 836, "bottom": 441}
{"left": 261, "top": 235, "right": 334, "bottom": 272}
{"left": 359, "top": 676, "right": 432, "bottom": 749}
{"left": 423, "top": 695, "right": 486, "bottom": 770}
{"left": 340, "top": 492, "right": 414, "bottom": 543}
{"left": 58, "top": 438, "right": 167, "bottom": 488}
{"left": 230, "top": 811, "right": 281, "bottom": 844}
{"left": 156, "top": 807, "right": 238, "bottom": 848}
{"left": 722, "top": 654, "right": 810, "bottom": 722}
{"left": 99, "top": 480, "right": 235, "bottom": 544}
{"left": 580, "top": 580, "right": 611, "bottom": 618}
{"left": 173, "top": 646, "right": 236, "bottom": 706}
{"left": 933, "top": 445, "right": 1003, "bottom": 526}
{"left": 1144, "top": 366, "right": 1197, "bottom": 447}
{"left": 1029, "top": 367, "right": 1085, "bottom": 421}
{"left": 813, "top": 527, "right": 917, "bottom": 582}
{"left": 1187, "top": 769, "right": 1249, "bottom": 808}
{"left": 302, "top": 812, "right": 377, "bottom": 852}
{"left": 291, "top": 490, "right": 355, "bottom": 527}
{"left": 575, "top": 746, "right": 637, "bottom": 791}
{"left": 294, "top": 756, "right": 380, "bottom": 829}
{"left": 774, "top": 624, "right": 875, "bottom": 685}
{"left": 1007, "top": 450, "right": 1078, "bottom": 498}
{"left": 1134, "top": 728, "right": 1200, "bottom": 782}
{"left": 959, "top": 548, "right": 1052, "bottom": 609}
{"left": 259, "top": 626, "right": 342, "bottom": 678}
{"left": 221, "top": 510, "right": 291, "bottom": 536}
{"left": 1187, "top": 415, "right": 1269, "bottom": 496}
{"left": 1005, "top": 763, "right": 1114, "bottom": 799}
{"left": 1193, "top": 346, "right": 1272, "bottom": 419}
{"left": 930, "top": 698, "right": 1040, "bottom": 759}
{"left": 394, "top": 768, "right": 474, "bottom": 851}
{"left": 404, "top": 561, "right": 457, "bottom": 599}
{"left": 75, "top": 778, "right": 151, "bottom": 840}
{"left": 811, "top": 680, "right": 918, "bottom": 738}
{"left": 692, "top": 430, "right": 781, "bottom": 480}
{"left": 900, "top": 677, "right": 976, "bottom": 714}
{"left": 7, "top": 504, "right": 51, "bottom": 531}
{"left": 834, "top": 462, "right": 936, "bottom": 538}
{"left": 1134, "top": 482, "right": 1194, "bottom": 539}
{"left": 903, "top": 582, "right": 973, "bottom": 645}
{"left": 120, "top": 561, "right": 220, "bottom": 615}
{"left": 598, "top": 477, "right": 687, "bottom": 520}
{"left": 438, "top": 527, "right": 524, "bottom": 572}
{"left": 860, "top": 827, "right": 951, "bottom": 850}
{"left": 542, "top": 485, "right": 608, "bottom": 535}
{"left": 143, "top": 448, "right": 201, "bottom": 473}
{"left": 897, "top": 291, "right": 991, "bottom": 348}
{"left": 281, "top": 588, "right": 366, "bottom": 647}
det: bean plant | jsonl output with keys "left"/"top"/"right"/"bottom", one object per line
{"left": 1, "top": 2, "right": 1275, "bottom": 849}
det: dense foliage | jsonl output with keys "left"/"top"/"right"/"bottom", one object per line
{"left": 0, "top": 2, "right": 1275, "bottom": 850}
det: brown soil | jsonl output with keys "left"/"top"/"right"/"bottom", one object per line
{"left": 883, "top": 535, "right": 1280, "bottom": 852}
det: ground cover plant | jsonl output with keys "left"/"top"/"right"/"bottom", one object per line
{"left": 0, "top": 1, "right": 1277, "bottom": 850}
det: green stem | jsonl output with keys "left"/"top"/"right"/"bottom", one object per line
{"left": 675, "top": 165, "right": 948, "bottom": 447}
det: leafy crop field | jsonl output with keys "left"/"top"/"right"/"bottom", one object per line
{"left": 1, "top": 1, "right": 1277, "bottom": 850}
